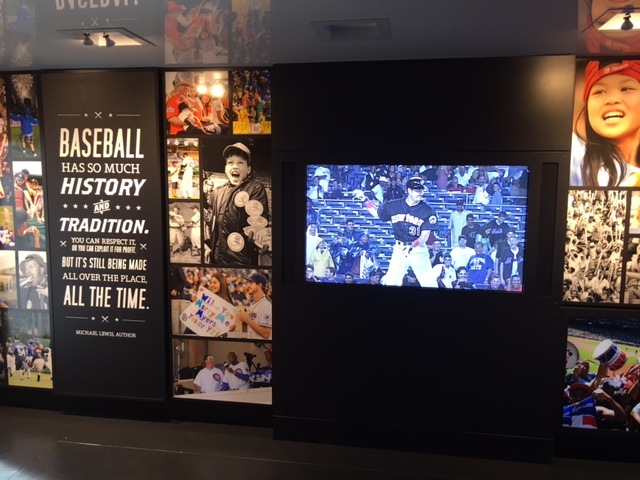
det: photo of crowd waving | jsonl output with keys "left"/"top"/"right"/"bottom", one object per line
{"left": 564, "top": 190, "right": 626, "bottom": 304}
{"left": 564, "top": 316, "right": 640, "bottom": 431}
{"left": 230, "top": 69, "right": 271, "bottom": 134}
{"left": 305, "top": 164, "right": 528, "bottom": 291}
{"left": 170, "top": 266, "right": 272, "bottom": 341}
{"left": 172, "top": 339, "right": 271, "bottom": 403}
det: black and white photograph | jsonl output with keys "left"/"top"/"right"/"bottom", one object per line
{"left": 202, "top": 136, "right": 271, "bottom": 267}
{"left": 629, "top": 191, "right": 640, "bottom": 235}
{"left": 167, "top": 138, "right": 200, "bottom": 200}
{"left": 564, "top": 189, "right": 626, "bottom": 304}
{"left": 624, "top": 237, "right": 640, "bottom": 304}
{"left": 0, "top": 249, "right": 18, "bottom": 308}
{"left": 17, "top": 250, "right": 47, "bottom": 310}
{"left": 169, "top": 201, "right": 202, "bottom": 264}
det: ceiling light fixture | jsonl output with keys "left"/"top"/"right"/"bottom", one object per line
{"left": 103, "top": 34, "right": 116, "bottom": 48}
{"left": 593, "top": 5, "right": 639, "bottom": 31}
{"left": 59, "top": 28, "right": 154, "bottom": 47}
{"left": 83, "top": 33, "right": 94, "bottom": 46}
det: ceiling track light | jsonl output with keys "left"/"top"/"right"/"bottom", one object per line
{"left": 587, "top": 4, "right": 639, "bottom": 32}
{"left": 83, "top": 33, "right": 93, "bottom": 46}
{"left": 104, "top": 33, "right": 116, "bottom": 47}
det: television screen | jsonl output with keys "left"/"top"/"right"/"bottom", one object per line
{"left": 305, "top": 164, "right": 529, "bottom": 291}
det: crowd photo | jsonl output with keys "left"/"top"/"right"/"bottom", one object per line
{"left": 305, "top": 164, "right": 529, "bottom": 291}
{"left": 564, "top": 189, "right": 626, "bottom": 304}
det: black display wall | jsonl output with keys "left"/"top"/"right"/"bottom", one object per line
{"left": 271, "top": 56, "right": 576, "bottom": 462}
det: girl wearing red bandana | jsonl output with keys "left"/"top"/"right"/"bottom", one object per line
{"left": 572, "top": 59, "right": 640, "bottom": 186}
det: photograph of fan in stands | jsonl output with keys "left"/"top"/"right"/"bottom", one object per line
{"left": 563, "top": 189, "right": 625, "bottom": 304}
{"left": 563, "top": 316, "right": 640, "bottom": 431}
{"left": 305, "top": 164, "right": 529, "bottom": 291}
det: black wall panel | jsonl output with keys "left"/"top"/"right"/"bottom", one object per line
{"left": 272, "top": 56, "right": 576, "bottom": 461}
{"left": 273, "top": 56, "right": 575, "bottom": 153}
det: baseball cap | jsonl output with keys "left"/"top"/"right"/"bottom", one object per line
{"left": 247, "top": 272, "right": 267, "bottom": 286}
{"left": 456, "top": 199, "right": 464, "bottom": 205}
{"left": 406, "top": 177, "right": 425, "bottom": 190}
{"left": 498, "top": 211, "right": 508, "bottom": 218}
{"left": 223, "top": 142, "right": 251, "bottom": 163}
{"left": 15, "top": 172, "right": 25, "bottom": 181}
{"left": 20, "top": 254, "right": 46, "bottom": 276}
{"left": 568, "top": 382, "right": 591, "bottom": 394}
{"left": 167, "top": 0, "right": 184, "bottom": 12}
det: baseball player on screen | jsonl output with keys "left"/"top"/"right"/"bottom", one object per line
{"left": 377, "top": 177, "right": 438, "bottom": 287}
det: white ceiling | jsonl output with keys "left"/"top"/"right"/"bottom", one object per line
{"left": 3, "top": 1, "right": 578, "bottom": 70}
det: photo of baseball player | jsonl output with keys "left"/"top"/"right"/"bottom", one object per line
{"left": 1, "top": 309, "right": 53, "bottom": 389}
{"left": 169, "top": 201, "right": 201, "bottom": 264}
{"left": 305, "top": 164, "right": 529, "bottom": 291}
{"left": 377, "top": 177, "right": 438, "bottom": 287}
{"left": 202, "top": 137, "right": 271, "bottom": 267}
{"left": 171, "top": 267, "right": 271, "bottom": 338}
{"left": 167, "top": 139, "right": 200, "bottom": 200}
{"left": 8, "top": 74, "right": 41, "bottom": 159}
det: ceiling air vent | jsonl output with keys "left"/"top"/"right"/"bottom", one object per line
{"left": 311, "top": 18, "right": 391, "bottom": 42}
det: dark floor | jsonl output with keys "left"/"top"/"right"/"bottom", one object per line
{"left": 0, "top": 406, "right": 637, "bottom": 480}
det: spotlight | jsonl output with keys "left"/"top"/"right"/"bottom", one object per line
{"left": 103, "top": 33, "right": 116, "bottom": 47}
{"left": 83, "top": 33, "right": 94, "bottom": 46}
